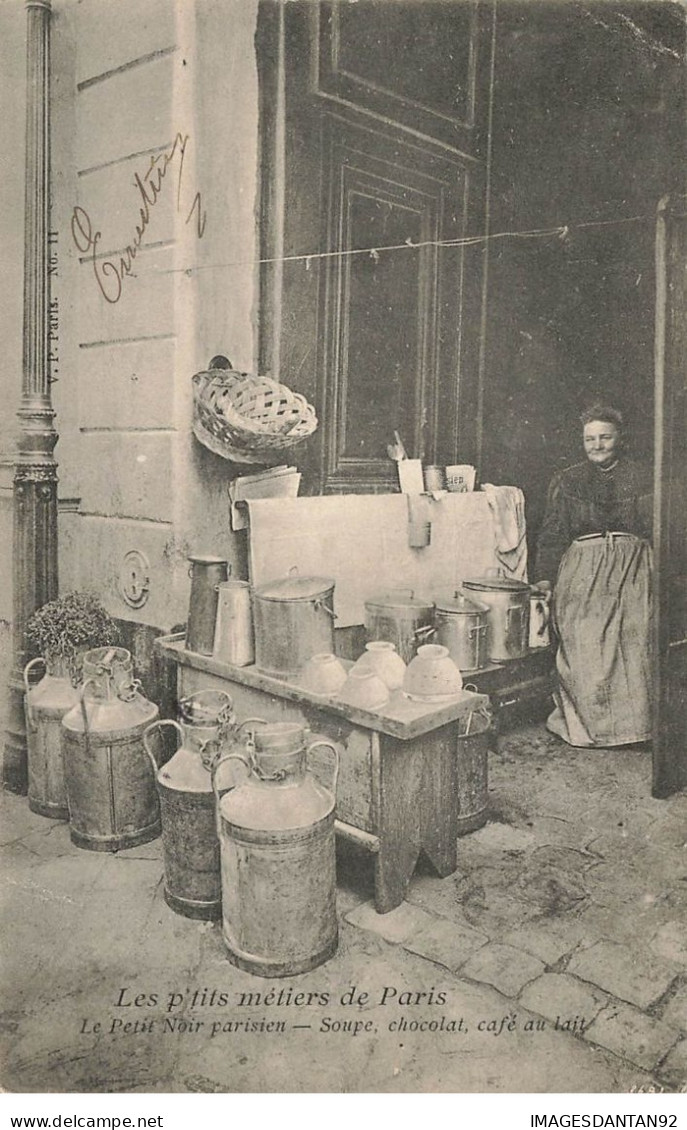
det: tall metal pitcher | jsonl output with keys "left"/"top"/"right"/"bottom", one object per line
{"left": 143, "top": 689, "right": 236, "bottom": 920}
{"left": 61, "top": 647, "right": 160, "bottom": 851}
{"left": 212, "top": 721, "right": 339, "bottom": 977}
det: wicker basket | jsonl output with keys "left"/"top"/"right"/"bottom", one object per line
{"left": 192, "top": 358, "right": 318, "bottom": 464}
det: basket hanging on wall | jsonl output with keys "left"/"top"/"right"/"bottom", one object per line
{"left": 192, "top": 356, "right": 318, "bottom": 464}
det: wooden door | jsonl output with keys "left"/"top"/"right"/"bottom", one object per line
{"left": 257, "top": 0, "right": 496, "bottom": 493}
{"left": 653, "top": 197, "right": 687, "bottom": 797}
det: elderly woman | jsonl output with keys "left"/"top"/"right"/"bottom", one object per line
{"left": 534, "top": 404, "right": 654, "bottom": 747}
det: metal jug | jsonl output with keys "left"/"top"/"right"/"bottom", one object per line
{"left": 143, "top": 689, "right": 236, "bottom": 920}
{"left": 187, "top": 555, "right": 228, "bottom": 654}
{"left": 213, "top": 579, "right": 255, "bottom": 667}
{"left": 23, "top": 655, "right": 80, "bottom": 820}
{"left": 529, "top": 585, "right": 552, "bottom": 649}
{"left": 212, "top": 720, "right": 339, "bottom": 977}
{"left": 61, "top": 647, "right": 160, "bottom": 851}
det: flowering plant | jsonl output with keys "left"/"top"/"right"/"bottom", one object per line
{"left": 26, "top": 592, "right": 120, "bottom": 682}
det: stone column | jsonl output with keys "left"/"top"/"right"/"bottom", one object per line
{"left": 4, "top": 0, "right": 57, "bottom": 793}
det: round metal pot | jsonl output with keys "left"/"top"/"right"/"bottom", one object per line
{"left": 253, "top": 575, "right": 336, "bottom": 679}
{"left": 462, "top": 573, "right": 530, "bottom": 662}
{"left": 364, "top": 590, "right": 435, "bottom": 665}
{"left": 434, "top": 591, "right": 490, "bottom": 672}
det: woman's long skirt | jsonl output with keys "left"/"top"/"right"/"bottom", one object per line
{"left": 547, "top": 533, "right": 653, "bottom": 747}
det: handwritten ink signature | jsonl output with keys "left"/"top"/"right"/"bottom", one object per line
{"left": 71, "top": 132, "right": 206, "bottom": 305}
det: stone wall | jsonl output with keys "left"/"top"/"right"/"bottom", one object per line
{"left": 51, "top": 0, "right": 260, "bottom": 635}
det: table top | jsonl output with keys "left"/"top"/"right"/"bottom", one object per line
{"left": 155, "top": 635, "right": 490, "bottom": 741}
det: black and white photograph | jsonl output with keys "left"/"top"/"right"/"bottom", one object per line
{"left": 0, "top": 0, "right": 686, "bottom": 1104}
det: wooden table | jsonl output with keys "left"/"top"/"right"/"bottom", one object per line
{"left": 156, "top": 635, "right": 490, "bottom": 914}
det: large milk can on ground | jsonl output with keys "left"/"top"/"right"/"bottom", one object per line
{"left": 212, "top": 721, "right": 339, "bottom": 977}
{"left": 143, "top": 689, "right": 235, "bottom": 920}
{"left": 61, "top": 647, "right": 160, "bottom": 851}
{"left": 24, "top": 655, "right": 80, "bottom": 820}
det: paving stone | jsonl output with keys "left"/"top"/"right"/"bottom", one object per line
{"left": 520, "top": 973, "right": 609, "bottom": 1028}
{"left": 403, "top": 917, "right": 489, "bottom": 972}
{"left": 568, "top": 940, "right": 679, "bottom": 1010}
{"left": 465, "top": 822, "right": 536, "bottom": 853}
{"left": 344, "top": 900, "right": 437, "bottom": 944}
{"left": 650, "top": 920, "right": 687, "bottom": 968}
{"left": 586, "top": 1000, "right": 681, "bottom": 1073}
{"left": 460, "top": 943, "right": 547, "bottom": 998}
{"left": 661, "top": 984, "right": 687, "bottom": 1033}
{"left": 656, "top": 1037, "right": 687, "bottom": 1090}
{"left": 457, "top": 888, "right": 541, "bottom": 937}
{"left": 500, "top": 917, "right": 598, "bottom": 966}
{"left": 405, "top": 873, "right": 478, "bottom": 926}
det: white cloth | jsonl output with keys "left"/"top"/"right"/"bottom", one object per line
{"left": 480, "top": 484, "right": 528, "bottom": 581}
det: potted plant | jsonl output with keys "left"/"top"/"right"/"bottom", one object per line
{"left": 26, "top": 590, "right": 120, "bottom": 685}
{"left": 23, "top": 592, "right": 120, "bottom": 820}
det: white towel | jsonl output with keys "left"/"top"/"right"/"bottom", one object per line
{"left": 480, "top": 484, "right": 528, "bottom": 580}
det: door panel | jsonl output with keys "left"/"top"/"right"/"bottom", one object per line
{"left": 257, "top": 0, "right": 496, "bottom": 494}
{"left": 653, "top": 197, "right": 687, "bottom": 797}
{"left": 319, "top": 121, "right": 469, "bottom": 491}
{"left": 316, "top": 1, "right": 484, "bottom": 154}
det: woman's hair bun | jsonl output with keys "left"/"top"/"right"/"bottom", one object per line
{"left": 580, "top": 402, "right": 624, "bottom": 431}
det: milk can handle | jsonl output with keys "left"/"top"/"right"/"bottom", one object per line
{"left": 23, "top": 657, "right": 46, "bottom": 731}
{"left": 78, "top": 678, "right": 100, "bottom": 757}
{"left": 179, "top": 688, "right": 235, "bottom": 730}
{"left": 414, "top": 624, "right": 435, "bottom": 641}
{"left": 306, "top": 740, "right": 340, "bottom": 798}
{"left": 142, "top": 719, "right": 183, "bottom": 776}
{"left": 315, "top": 599, "right": 338, "bottom": 620}
{"left": 530, "top": 596, "right": 550, "bottom": 637}
{"left": 211, "top": 752, "right": 252, "bottom": 835}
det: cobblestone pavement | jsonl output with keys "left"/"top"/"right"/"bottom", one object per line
{"left": 1, "top": 723, "right": 686, "bottom": 1093}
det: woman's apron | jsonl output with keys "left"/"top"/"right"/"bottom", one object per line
{"left": 547, "top": 532, "right": 653, "bottom": 747}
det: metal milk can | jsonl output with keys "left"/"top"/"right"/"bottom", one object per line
{"left": 143, "top": 689, "right": 236, "bottom": 920}
{"left": 212, "top": 720, "right": 339, "bottom": 977}
{"left": 61, "top": 647, "right": 160, "bottom": 851}
{"left": 186, "top": 555, "right": 228, "bottom": 654}
{"left": 23, "top": 655, "right": 80, "bottom": 820}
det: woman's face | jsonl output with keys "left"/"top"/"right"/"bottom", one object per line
{"left": 583, "top": 419, "right": 621, "bottom": 468}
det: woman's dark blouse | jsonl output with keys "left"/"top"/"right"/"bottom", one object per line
{"left": 534, "top": 457, "right": 653, "bottom": 582}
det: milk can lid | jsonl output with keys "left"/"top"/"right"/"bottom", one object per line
{"left": 464, "top": 574, "right": 530, "bottom": 593}
{"left": 365, "top": 591, "right": 434, "bottom": 612}
{"left": 255, "top": 575, "right": 335, "bottom": 601}
{"left": 434, "top": 591, "right": 490, "bottom": 614}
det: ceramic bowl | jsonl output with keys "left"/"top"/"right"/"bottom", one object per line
{"left": 337, "top": 668, "right": 390, "bottom": 711}
{"left": 352, "top": 641, "right": 407, "bottom": 691}
{"left": 402, "top": 643, "right": 463, "bottom": 702}
{"left": 298, "top": 652, "right": 348, "bottom": 697}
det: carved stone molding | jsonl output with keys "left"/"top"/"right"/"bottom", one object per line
{"left": 14, "top": 464, "right": 59, "bottom": 483}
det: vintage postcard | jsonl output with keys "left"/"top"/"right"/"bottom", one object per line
{"left": 1, "top": 0, "right": 685, "bottom": 1101}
